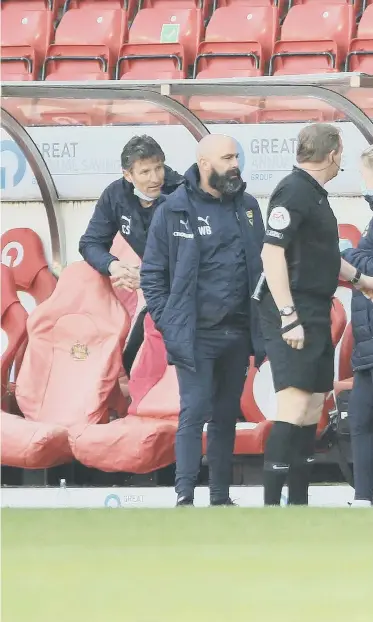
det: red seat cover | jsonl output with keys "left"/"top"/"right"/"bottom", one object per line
{"left": 129, "top": 316, "right": 270, "bottom": 454}
{"left": 1, "top": 228, "right": 57, "bottom": 307}
{"left": 16, "top": 261, "right": 130, "bottom": 427}
{"left": 69, "top": 416, "right": 177, "bottom": 473}
{"left": 1, "top": 264, "right": 28, "bottom": 401}
{"left": 110, "top": 232, "right": 142, "bottom": 322}
{"left": 338, "top": 224, "right": 362, "bottom": 288}
{"left": 1, "top": 228, "right": 58, "bottom": 396}
{"left": 338, "top": 322, "right": 354, "bottom": 382}
{"left": 1, "top": 410, "right": 71, "bottom": 468}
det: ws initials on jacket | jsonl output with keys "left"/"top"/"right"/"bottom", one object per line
{"left": 140, "top": 164, "right": 266, "bottom": 372}
{"left": 79, "top": 165, "right": 183, "bottom": 275}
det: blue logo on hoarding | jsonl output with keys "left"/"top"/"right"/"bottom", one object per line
{"left": 104, "top": 494, "right": 122, "bottom": 508}
{"left": 0, "top": 140, "right": 27, "bottom": 189}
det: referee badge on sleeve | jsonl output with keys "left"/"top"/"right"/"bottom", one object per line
{"left": 268, "top": 206, "right": 291, "bottom": 230}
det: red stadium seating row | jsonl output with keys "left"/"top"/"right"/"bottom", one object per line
{"left": 4, "top": 91, "right": 371, "bottom": 126}
{"left": 1, "top": 0, "right": 373, "bottom": 82}
{"left": 0, "top": 225, "right": 359, "bottom": 474}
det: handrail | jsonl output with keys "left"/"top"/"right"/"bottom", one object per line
{"left": 1, "top": 109, "right": 66, "bottom": 270}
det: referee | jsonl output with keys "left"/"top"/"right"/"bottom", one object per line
{"left": 258, "top": 123, "right": 373, "bottom": 506}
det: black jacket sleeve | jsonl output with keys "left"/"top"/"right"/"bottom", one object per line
{"left": 140, "top": 203, "right": 170, "bottom": 327}
{"left": 79, "top": 187, "right": 119, "bottom": 275}
{"left": 252, "top": 197, "right": 265, "bottom": 248}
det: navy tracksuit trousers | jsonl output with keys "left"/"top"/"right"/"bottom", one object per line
{"left": 349, "top": 369, "right": 373, "bottom": 502}
{"left": 175, "top": 327, "right": 251, "bottom": 502}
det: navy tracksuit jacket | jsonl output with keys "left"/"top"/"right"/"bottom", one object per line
{"left": 79, "top": 165, "right": 184, "bottom": 272}
{"left": 342, "top": 196, "right": 373, "bottom": 502}
{"left": 141, "top": 163, "right": 266, "bottom": 501}
{"left": 140, "top": 164, "right": 266, "bottom": 371}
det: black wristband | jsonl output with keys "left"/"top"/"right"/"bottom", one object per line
{"left": 281, "top": 319, "right": 301, "bottom": 335}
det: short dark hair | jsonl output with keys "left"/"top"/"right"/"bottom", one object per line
{"left": 121, "top": 135, "right": 165, "bottom": 170}
{"left": 296, "top": 123, "right": 341, "bottom": 164}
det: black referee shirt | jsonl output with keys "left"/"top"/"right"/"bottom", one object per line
{"left": 264, "top": 166, "right": 341, "bottom": 301}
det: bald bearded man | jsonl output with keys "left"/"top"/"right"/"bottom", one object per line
{"left": 141, "top": 134, "right": 265, "bottom": 506}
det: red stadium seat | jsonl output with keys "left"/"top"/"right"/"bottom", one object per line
{"left": 0, "top": 3, "right": 54, "bottom": 79}
{"left": 191, "top": 5, "right": 277, "bottom": 121}
{"left": 1, "top": 264, "right": 28, "bottom": 406}
{"left": 215, "top": 0, "right": 287, "bottom": 18}
{"left": 15, "top": 261, "right": 130, "bottom": 428}
{"left": 344, "top": 88, "right": 373, "bottom": 120}
{"left": 116, "top": 43, "right": 186, "bottom": 79}
{"left": 1, "top": 0, "right": 65, "bottom": 18}
{"left": 0, "top": 46, "right": 38, "bottom": 81}
{"left": 104, "top": 99, "right": 181, "bottom": 125}
{"left": 1, "top": 410, "right": 71, "bottom": 468}
{"left": 0, "top": 262, "right": 71, "bottom": 468}
{"left": 331, "top": 296, "right": 348, "bottom": 349}
{"left": 194, "top": 6, "right": 279, "bottom": 78}
{"left": 0, "top": 98, "right": 37, "bottom": 127}
{"left": 139, "top": 0, "right": 213, "bottom": 23}
{"left": 334, "top": 320, "right": 354, "bottom": 401}
{"left": 257, "top": 97, "right": 337, "bottom": 123}
{"left": 43, "top": 7, "right": 128, "bottom": 80}
{"left": 338, "top": 223, "right": 362, "bottom": 288}
{"left": 69, "top": 415, "right": 177, "bottom": 473}
{"left": 66, "top": 0, "right": 139, "bottom": 21}
{"left": 270, "top": 4, "right": 355, "bottom": 75}
{"left": 110, "top": 233, "right": 143, "bottom": 324}
{"left": 108, "top": 233, "right": 146, "bottom": 406}
{"left": 34, "top": 98, "right": 107, "bottom": 126}
{"left": 1, "top": 228, "right": 58, "bottom": 397}
{"left": 338, "top": 321, "right": 354, "bottom": 382}
{"left": 289, "top": 0, "right": 363, "bottom": 20}
{"left": 338, "top": 223, "right": 362, "bottom": 249}
{"left": 1, "top": 228, "right": 57, "bottom": 311}
{"left": 69, "top": 312, "right": 177, "bottom": 473}
{"left": 346, "top": 5, "right": 373, "bottom": 73}
{"left": 189, "top": 95, "right": 260, "bottom": 123}
{"left": 313, "top": 299, "right": 347, "bottom": 434}
{"left": 128, "top": 7, "right": 204, "bottom": 67}
{"left": 127, "top": 314, "right": 173, "bottom": 418}
{"left": 129, "top": 315, "right": 272, "bottom": 455}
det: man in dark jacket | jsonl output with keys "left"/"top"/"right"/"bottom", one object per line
{"left": 141, "top": 134, "right": 265, "bottom": 506}
{"left": 79, "top": 135, "right": 183, "bottom": 374}
{"left": 342, "top": 146, "right": 373, "bottom": 507}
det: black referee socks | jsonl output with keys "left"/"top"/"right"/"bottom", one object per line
{"left": 288, "top": 424, "right": 317, "bottom": 506}
{"left": 263, "top": 421, "right": 300, "bottom": 506}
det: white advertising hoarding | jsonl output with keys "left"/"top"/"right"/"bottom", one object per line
{"left": 0, "top": 121, "right": 369, "bottom": 201}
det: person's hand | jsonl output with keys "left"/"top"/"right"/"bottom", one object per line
{"left": 109, "top": 261, "right": 140, "bottom": 291}
{"left": 355, "top": 274, "right": 373, "bottom": 299}
{"left": 281, "top": 314, "right": 305, "bottom": 350}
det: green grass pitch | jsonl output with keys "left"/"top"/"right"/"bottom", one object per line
{"left": 2, "top": 508, "right": 373, "bottom": 622}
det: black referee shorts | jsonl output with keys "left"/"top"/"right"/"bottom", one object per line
{"left": 259, "top": 294, "right": 335, "bottom": 394}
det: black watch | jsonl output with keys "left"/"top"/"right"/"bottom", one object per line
{"left": 350, "top": 269, "right": 362, "bottom": 285}
{"left": 279, "top": 305, "right": 296, "bottom": 317}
